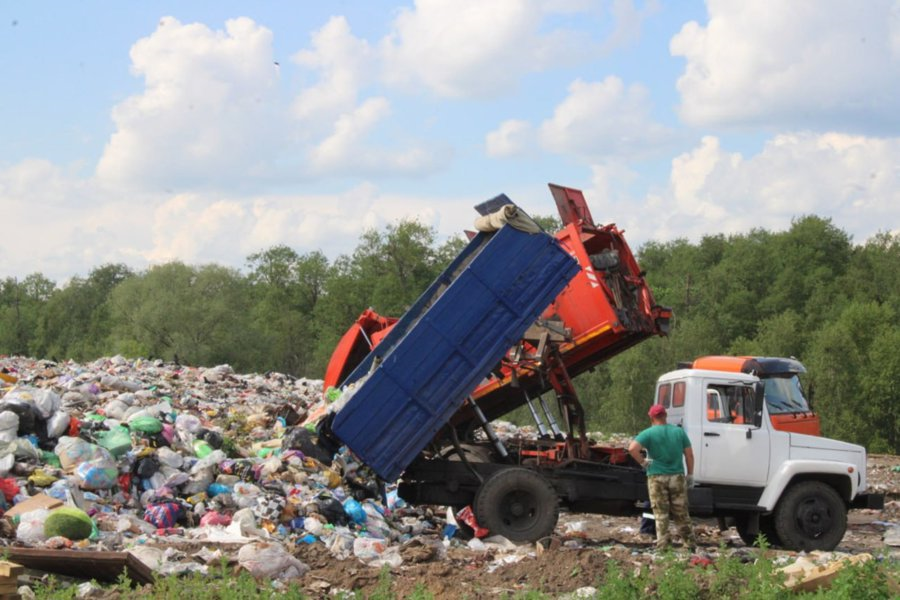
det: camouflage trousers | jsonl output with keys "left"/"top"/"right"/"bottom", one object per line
{"left": 647, "top": 474, "right": 696, "bottom": 550}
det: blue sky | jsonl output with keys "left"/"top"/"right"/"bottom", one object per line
{"left": 2, "top": 1, "right": 899, "bottom": 282}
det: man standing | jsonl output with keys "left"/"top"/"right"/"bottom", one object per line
{"left": 628, "top": 404, "right": 698, "bottom": 551}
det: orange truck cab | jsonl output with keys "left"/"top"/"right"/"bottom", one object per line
{"left": 687, "top": 356, "right": 821, "bottom": 436}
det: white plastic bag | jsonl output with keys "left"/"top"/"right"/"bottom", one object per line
{"left": 46, "top": 411, "right": 70, "bottom": 439}
{"left": 32, "top": 388, "right": 61, "bottom": 419}
{"left": 16, "top": 508, "right": 50, "bottom": 544}
{"left": 0, "top": 411, "right": 19, "bottom": 443}
{"left": 238, "top": 541, "right": 309, "bottom": 580}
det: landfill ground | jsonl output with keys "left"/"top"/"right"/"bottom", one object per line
{"left": 0, "top": 356, "right": 897, "bottom": 598}
{"left": 289, "top": 487, "right": 900, "bottom": 598}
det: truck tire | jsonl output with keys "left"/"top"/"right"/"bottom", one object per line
{"left": 774, "top": 481, "right": 846, "bottom": 551}
{"left": 474, "top": 467, "right": 559, "bottom": 542}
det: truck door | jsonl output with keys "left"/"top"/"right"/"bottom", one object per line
{"left": 698, "top": 382, "right": 769, "bottom": 486}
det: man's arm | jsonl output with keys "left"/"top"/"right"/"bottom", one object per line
{"left": 683, "top": 446, "right": 694, "bottom": 475}
{"left": 628, "top": 440, "right": 647, "bottom": 466}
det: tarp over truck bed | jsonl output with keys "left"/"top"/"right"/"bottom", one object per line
{"left": 330, "top": 220, "right": 580, "bottom": 481}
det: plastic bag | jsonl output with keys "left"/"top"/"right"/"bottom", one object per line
{"left": 46, "top": 411, "right": 70, "bottom": 439}
{"left": 232, "top": 482, "right": 261, "bottom": 509}
{"left": 0, "top": 411, "right": 18, "bottom": 443}
{"left": 237, "top": 542, "right": 309, "bottom": 580}
{"left": 32, "top": 388, "right": 61, "bottom": 419}
{"left": 143, "top": 502, "right": 184, "bottom": 529}
{"left": 75, "top": 457, "right": 118, "bottom": 490}
{"left": 252, "top": 494, "right": 286, "bottom": 523}
{"left": 16, "top": 508, "right": 50, "bottom": 544}
{"left": 54, "top": 437, "right": 94, "bottom": 470}
{"left": 0, "top": 478, "right": 20, "bottom": 502}
{"left": 342, "top": 498, "right": 366, "bottom": 525}
{"left": 96, "top": 426, "right": 132, "bottom": 457}
{"left": 200, "top": 511, "right": 232, "bottom": 527}
{"left": 156, "top": 447, "right": 183, "bottom": 468}
{"left": 129, "top": 415, "right": 163, "bottom": 434}
{"left": 0, "top": 399, "right": 35, "bottom": 435}
{"left": 102, "top": 399, "right": 129, "bottom": 420}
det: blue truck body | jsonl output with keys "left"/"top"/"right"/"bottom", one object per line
{"left": 331, "top": 223, "right": 580, "bottom": 481}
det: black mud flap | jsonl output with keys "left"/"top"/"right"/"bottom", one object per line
{"left": 850, "top": 492, "right": 884, "bottom": 510}
{"left": 688, "top": 487, "right": 714, "bottom": 515}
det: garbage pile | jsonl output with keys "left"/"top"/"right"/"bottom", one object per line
{"left": 0, "top": 355, "right": 448, "bottom": 579}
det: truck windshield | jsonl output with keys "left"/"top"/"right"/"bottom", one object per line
{"left": 764, "top": 375, "right": 811, "bottom": 414}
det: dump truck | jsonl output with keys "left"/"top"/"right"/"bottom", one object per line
{"left": 319, "top": 184, "right": 882, "bottom": 551}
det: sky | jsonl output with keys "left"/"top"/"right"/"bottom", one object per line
{"left": 2, "top": 0, "right": 899, "bottom": 283}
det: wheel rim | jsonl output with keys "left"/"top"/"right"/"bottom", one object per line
{"left": 498, "top": 489, "right": 539, "bottom": 533}
{"left": 794, "top": 494, "right": 834, "bottom": 539}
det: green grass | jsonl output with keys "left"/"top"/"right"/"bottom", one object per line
{"left": 27, "top": 548, "right": 899, "bottom": 599}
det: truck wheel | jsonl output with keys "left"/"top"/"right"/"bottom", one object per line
{"left": 735, "top": 514, "right": 781, "bottom": 547}
{"left": 774, "top": 481, "right": 846, "bottom": 551}
{"left": 474, "top": 467, "right": 559, "bottom": 542}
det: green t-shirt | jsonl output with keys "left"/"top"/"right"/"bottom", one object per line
{"left": 634, "top": 424, "right": 691, "bottom": 476}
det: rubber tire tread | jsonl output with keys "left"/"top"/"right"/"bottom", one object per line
{"left": 774, "top": 481, "right": 846, "bottom": 551}
{"left": 474, "top": 467, "right": 559, "bottom": 543}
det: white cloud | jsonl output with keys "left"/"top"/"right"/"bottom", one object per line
{"left": 601, "top": 0, "right": 661, "bottom": 52}
{"left": 381, "top": 0, "right": 589, "bottom": 98}
{"left": 291, "top": 16, "right": 375, "bottom": 129}
{"left": 307, "top": 98, "right": 442, "bottom": 177}
{"left": 96, "top": 17, "right": 284, "bottom": 190}
{"left": 538, "top": 77, "right": 672, "bottom": 160}
{"left": 485, "top": 120, "right": 534, "bottom": 157}
{"left": 671, "top": 1, "right": 900, "bottom": 132}
{"left": 628, "top": 133, "right": 900, "bottom": 246}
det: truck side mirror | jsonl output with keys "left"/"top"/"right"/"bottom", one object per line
{"left": 752, "top": 382, "right": 765, "bottom": 428}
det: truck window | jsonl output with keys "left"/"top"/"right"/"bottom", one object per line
{"left": 657, "top": 383, "right": 671, "bottom": 408}
{"left": 706, "top": 384, "right": 754, "bottom": 424}
{"left": 706, "top": 389, "right": 727, "bottom": 422}
{"left": 764, "top": 375, "right": 811, "bottom": 414}
{"left": 673, "top": 381, "right": 685, "bottom": 407}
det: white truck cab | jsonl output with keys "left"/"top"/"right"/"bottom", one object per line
{"left": 654, "top": 368, "right": 881, "bottom": 550}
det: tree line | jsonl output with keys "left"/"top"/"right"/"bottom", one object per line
{"left": 1, "top": 216, "right": 898, "bottom": 453}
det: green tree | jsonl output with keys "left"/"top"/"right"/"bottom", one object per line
{"left": 109, "top": 263, "right": 253, "bottom": 369}
{"left": 310, "top": 220, "right": 453, "bottom": 375}
{"left": 245, "top": 246, "right": 330, "bottom": 375}
{"left": 34, "top": 263, "right": 133, "bottom": 360}
{"left": 0, "top": 273, "right": 55, "bottom": 355}
{"left": 806, "top": 301, "right": 899, "bottom": 452}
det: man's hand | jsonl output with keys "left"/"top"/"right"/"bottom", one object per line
{"left": 686, "top": 474, "right": 695, "bottom": 488}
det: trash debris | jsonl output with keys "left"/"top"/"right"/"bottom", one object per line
{"left": 237, "top": 541, "right": 309, "bottom": 580}
{"left": 0, "top": 353, "right": 893, "bottom": 593}
{"left": 779, "top": 552, "right": 872, "bottom": 592}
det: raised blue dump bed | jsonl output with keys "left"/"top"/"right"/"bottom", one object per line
{"left": 331, "top": 222, "right": 580, "bottom": 481}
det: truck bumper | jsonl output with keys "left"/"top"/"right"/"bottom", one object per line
{"left": 850, "top": 492, "right": 884, "bottom": 510}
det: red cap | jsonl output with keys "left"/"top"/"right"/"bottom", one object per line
{"left": 648, "top": 404, "right": 667, "bottom": 418}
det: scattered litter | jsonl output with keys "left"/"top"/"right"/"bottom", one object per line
{"left": 779, "top": 552, "right": 872, "bottom": 592}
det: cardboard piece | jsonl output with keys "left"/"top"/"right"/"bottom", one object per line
{"left": 781, "top": 552, "right": 872, "bottom": 592}
{"left": 0, "top": 561, "right": 23, "bottom": 578}
{"left": 3, "top": 493, "right": 63, "bottom": 518}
